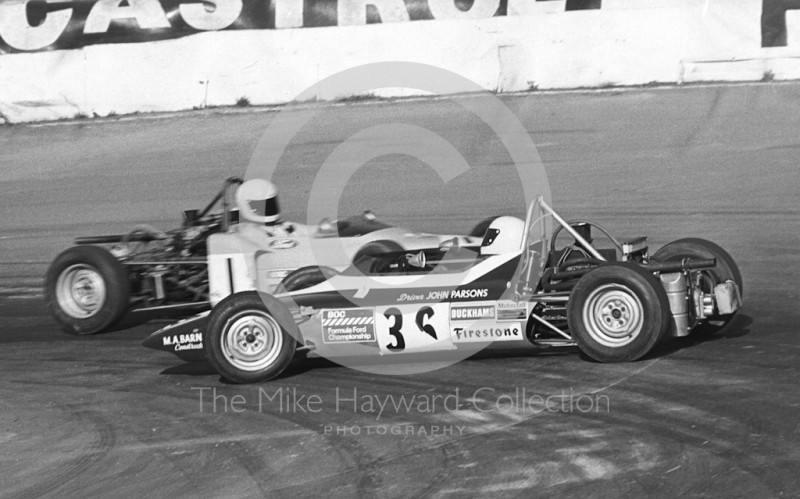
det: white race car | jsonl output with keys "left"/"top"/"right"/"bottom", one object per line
{"left": 143, "top": 196, "right": 743, "bottom": 380}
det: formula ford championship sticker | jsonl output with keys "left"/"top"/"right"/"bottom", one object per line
{"left": 450, "top": 323, "right": 523, "bottom": 343}
{"left": 322, "top": 309, "right": 376, "bottom": 344}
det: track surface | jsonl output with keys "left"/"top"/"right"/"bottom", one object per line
{"left": 1, "top": 83, "right": 799, "bottom": 498}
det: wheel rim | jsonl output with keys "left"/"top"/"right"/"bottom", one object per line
{"left": 55, "top": 264, "right": 107, "bottom": 319}
{"left": 582, "top": 284, "right": 644, "bottom": 347}
{"left": 221, "top": 311, "right": 284, "bottom": 372}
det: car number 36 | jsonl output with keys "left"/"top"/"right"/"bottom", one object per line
{"left": 375, "top": 304, "right": 454, "bottom": 354}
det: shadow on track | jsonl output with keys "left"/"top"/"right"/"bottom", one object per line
{"left": 157, "top": 344, "right": 582, "bottom": 382}
{"left": 648, "top": 313, "right": 753, "bottom": 359}
{"left": 155, "top": 314, "right": 752, "bottom": 381}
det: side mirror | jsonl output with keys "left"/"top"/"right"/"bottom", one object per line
{"left": 182, "top": 209, "right": 199, "bottom": 226}
{"left": 317, "top": 218, "right": 337, "bottom": 236}
{"left": 406, "top": 251, "right": 426, "bottom": 268}
{"left": 228, "top": 208, "right": 240, "bottom": 225}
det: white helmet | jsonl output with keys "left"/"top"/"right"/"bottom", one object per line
{"left": 480, "top": 216, "right": 525, "bottom": 255}
{"left": 236, "top": 179, "right": 281, "bottom": 224}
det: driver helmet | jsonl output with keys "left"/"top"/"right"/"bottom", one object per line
{"left": 480, "top": 216, "right": 525, "bottom": 255}
{"left": 236, "top": 179, "right": 281, "bottom": 225}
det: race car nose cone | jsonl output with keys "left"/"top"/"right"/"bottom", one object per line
{"left": 142, "top": 311, "right": 210, "bottom": 363}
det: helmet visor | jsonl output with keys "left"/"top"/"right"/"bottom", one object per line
{"left": 248, "top": 197, "right": 280, "bottom": 218}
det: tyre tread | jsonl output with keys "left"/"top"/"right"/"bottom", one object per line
{"left": 45, "top": 245, "right": 130, "bottom": 335}
{"left": 567, "top": 262, "right": 671, "bottom": 362}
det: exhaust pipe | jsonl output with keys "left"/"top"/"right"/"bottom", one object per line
{"left": 660, "top": 272, "right": 690, "bottom": 337}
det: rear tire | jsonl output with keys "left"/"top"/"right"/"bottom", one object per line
{"left": 205, "top": 291, "right": 297, "bottom": 383}
{"left": 352, "top": 240, "right": 404, "bottom": 263}
{"left": 653, "top": 238, "right": 742, "bottom": 335}
{"left": 353, "top": 240, "right": 404, "bottom": 275}
{"left": 277, "top": 266, "right": 337, "bottom": 293}
{"left": 45, "top": 245, "right": 130, "bottom": 335}
{"left": 568, "top": 262, "right": 670, "bottom": 362}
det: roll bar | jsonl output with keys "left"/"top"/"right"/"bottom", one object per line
{"left": 516, "top": 196, "right": 607, "bottom": 298}
{"left": 201, "top": 177, "right": 244, "bottom": 232}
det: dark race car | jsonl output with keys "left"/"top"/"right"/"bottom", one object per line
{"left": 46, "top": 177, "right": 483, "bottom": 335}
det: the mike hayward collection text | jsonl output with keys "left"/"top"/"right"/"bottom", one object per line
{"left": 192, "top": 386, "right": 610, "bottom": 418}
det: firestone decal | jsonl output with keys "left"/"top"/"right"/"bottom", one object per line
{"left": 451, "top": 323, "right": 522, "bottom": 343}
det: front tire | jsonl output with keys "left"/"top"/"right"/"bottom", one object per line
{"left": 45, "top": 245, "right": 130, "bottom": 335}
{"left": 652, "top": 238, "right": 742, "bottom": 335}
{"left": 568, "top": 262, "right": 670, "bottom": 362}
{"left": 205, "top": 291, "right": 297, "bottom": 383}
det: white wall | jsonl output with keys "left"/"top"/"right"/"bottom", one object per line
{"left": 3, "top": 0, "right": 800, "bottom": 123}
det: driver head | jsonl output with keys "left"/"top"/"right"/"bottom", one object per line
{"left": 480, "top": 216, "right": 525, "bottom": 255}
{"left": 236, "top": 179, "right": 281, "bottom": 225}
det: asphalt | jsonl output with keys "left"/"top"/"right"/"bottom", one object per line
{"left": 0, "top": 82, "right": 798, "bottom": 498}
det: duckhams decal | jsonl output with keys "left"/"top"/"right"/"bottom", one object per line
{"left": 321, "top": 308, "right": 376, "bottom": 343}
{"left": 449, "top": 301, "right": 524, "bottom": 343}
{"left": 450, "top": 304, "right": 496, "bottom": 321}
